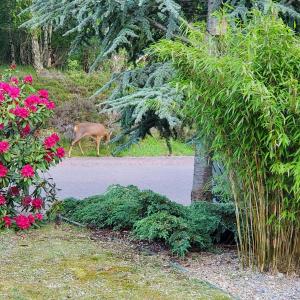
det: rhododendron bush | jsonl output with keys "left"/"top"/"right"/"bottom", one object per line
{"left": 0, "top": 66, "right": 64, "bottom": 230}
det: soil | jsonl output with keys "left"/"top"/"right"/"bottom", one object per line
{"left": 91, "top": 228, "right": 300, "bottom": 300}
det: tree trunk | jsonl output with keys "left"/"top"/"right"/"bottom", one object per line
{"left": 31, "top": 31, "right": 43, "bottom": 71}
{"left": 82, "top": 48, "right": 89, "bottom": 73}
{"left": 190, "top": 0, "right": 224, "bottom": 203}
{"left": 207, "top": 0, "right": 223, "bottom": 35}
{"left": 7, "top": 0, "right": 16, "bottom": 64}
{"left": 42, "top": 24, "right": 52, "bottom": 68}
{"left": 191, "top": 143, "right": 213, "bottom": 202}
{"left": 207, "top": 0, "right": 221, "bottom": 35}
{"left": 165, "top": 137, "right": 172, "bottom": 156}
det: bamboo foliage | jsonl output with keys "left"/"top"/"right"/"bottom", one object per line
{"left": 153, "top": 11, "right": 300, "bottom": 273}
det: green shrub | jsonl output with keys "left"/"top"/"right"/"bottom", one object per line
{"left": 137, "top": 190, "right": 187, "bottom": 218}
{"left": 61, "top": 185, "right": 236, "bottom": 256}
{"left": 63, "top": 185, "right": 143, "bottom": 229}
{"left": 187, "top": 202, "right": 236, "bottom": 250}
{"left": 134, "top": 212, "right": 190, "bottom": 256}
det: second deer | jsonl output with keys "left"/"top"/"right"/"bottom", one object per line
{"left": 68, "top": 122, "right": 112, "bottom": 157}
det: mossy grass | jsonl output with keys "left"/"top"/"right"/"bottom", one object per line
{"left": 0, "top": 224, "right": 231, "bottom": 299}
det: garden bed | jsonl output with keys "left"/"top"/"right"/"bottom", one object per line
{"left": 84, "top": 226, "right": 300, "bottom": 300}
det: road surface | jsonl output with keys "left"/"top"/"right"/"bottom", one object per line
{"left": 49, "top": 157, "right": 194, "bottom": 205}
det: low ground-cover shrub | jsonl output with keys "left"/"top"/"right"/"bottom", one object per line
{"left": 60, "top": 185, "right": 236, "bottom": 256}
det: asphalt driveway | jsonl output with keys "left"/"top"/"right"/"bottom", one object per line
{"left": 49, "top": 157, "right": 194, "bottom": 205}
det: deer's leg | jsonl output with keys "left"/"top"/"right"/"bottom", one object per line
{"left": 96, "top": 136, "right": 102, "bottom": 157}
{"left": 68, "top": 145, "right": 73, "bottom": 158}
{"left": 78, "top": 141, "right": 84, "bottom": 155}
{"left": 68, "top": 140, "right": 77, "bottom": 158}
{"left": 68, "top": 135, "right": 85, "bottom": 157}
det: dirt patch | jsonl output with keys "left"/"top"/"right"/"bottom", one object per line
{"left": 90, "top": 229, "right": 300, "bottom": 300}
{"left": 184, "top": 248, "right": 300, "bottom": 300}
{"left": 90, "top": 228, "right": 169, "bottom": 255}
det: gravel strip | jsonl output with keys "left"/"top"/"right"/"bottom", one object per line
{"left": 184, "top": 249, "right": 300, "bottom": 300}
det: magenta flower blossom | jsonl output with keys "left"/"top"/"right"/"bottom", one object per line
{"left": 8, "top": 86, "right": 20, "bottom": 99}
{"left": 32, "top": 198, "right": 43, "bottom": 209}
{"left": 56, "top": 147, "right": 65, "bottom": 158}
{"left": 0, "top": 164, "right": 8, "bottom": 177}
{"left": 0, "top": 195, "right": 6, "bottom": 205}
{"left": 14, "top": 215, "right": 31, "bottom": 230}
{"left": 38, "top": 89, "right": 49, "bottom": 99}
{"left": 43, "top": 133, "right": 60, "bottom": 149}
{"left": 10, "top": 77, "right": 19, "bottom": 85}
{"left": 0, "top": 141, "right": 10, "bottom": 153}
{"left": 21, "top": 164, "right": 35, "bottom": 178}
{"left": 23, "top": 75, "right": 33, "bottom": 84}
{"left": 11, "top": 106, "right": 30, "bottom": 118}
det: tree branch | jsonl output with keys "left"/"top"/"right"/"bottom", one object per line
{"left": 147, "top": 18, "right": 191, "bottom": 44}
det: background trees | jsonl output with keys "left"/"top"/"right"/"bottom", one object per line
{"left": 0, "top": 0, "right": 73, "bottom": 69}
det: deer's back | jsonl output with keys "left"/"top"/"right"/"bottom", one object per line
{"left": 75, "top": 122, "right": 106, "bottom": 136}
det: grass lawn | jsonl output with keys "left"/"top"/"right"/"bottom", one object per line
{"left": 0, "top": 224, "right": 230, "bottom": 300}
{"left": 0, "top": 65, "right": 110, "bottom": 104}
{"left": 63, "top": 135, "right": 194, "bottom": 157}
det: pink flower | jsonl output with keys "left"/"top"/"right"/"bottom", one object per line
{"left": 37, "top": 98, "right": 48, "bottom": 105}
{"left": 10, "top": 64, "right": 17, "bottom": 70}
{"left": 0, "top": 195, "right": 6, "bottom": 205}
{"left": 0, "top": 164, "right": 8, "bottom": 177}
{"left": 0, "top": 93, "right": 4, "bottom": 102}
{"left": 46, "top": 101, "right": 55, "bottom": 110}
{"left": 11, "top": 106, "right": 29, "bottom": 118}
{"left": 43, "top": 133, "right": 60, "bottom": 149}
{"left": 3, "top": 216, "right": 11, "bottom": 227}
{"left": 10, "top": 186, "right": 19, "bottom": 196}
{"left": 21, "top": 164, "right": 34, "bottom": 178}
{"left": 28, "top": 214, "right": 35, "bottom": 224}
{"left": 44, "top": 152, "right": 54, "bottom": 163}
{"left": 10, "top": 77, "right": 19, "bottom": 85}
{"left": 22, "top": 196, "right": 32, "bottom": 207}
{"left": 8, "top": 86, "right": 20, "bottom": 99}
{"left": 38, "top": 89, "right": 49, "bottom": 99}
{"left": 24, "top": 95, "right": 40, "bottom": 107}
{"left": 21, "top": 124, "right": 30, "bottom": 136}
{"left": 0, "top": 141, "right": 10, "bottom": 153}
{"left": 23, "top": 75, "right": 33, "bottom": 84}
{"left": 35, "top": 213, "right": 43, "bottom": 221}
{"left": 56, "top": 147, "right": 65, "bottom": 158}
{"left": 0, "top": 123, "right": 4, "bottom": 130}
{"left": 28, "top": 105, "right": 37, "bottom": 112}
{"left": 32, "top": 198, "right": 43, "bottom": 209}
{"left": 0, "top": 82, "right": 11, "bottom": 93}
{"left": 52, "top": 133, "right": 60, "bottom": 142}
{"left": 15, "top": 215, "right": 31, "bottom": 230}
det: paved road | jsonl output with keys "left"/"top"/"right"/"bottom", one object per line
{"left": 49, "top": 157, "right": 194, "bottom": 205}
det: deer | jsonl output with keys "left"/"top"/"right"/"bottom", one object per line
{"left": 68, "top": 122, "right": 112, "bottom": 157}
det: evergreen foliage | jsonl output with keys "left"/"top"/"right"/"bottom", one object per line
{"left": 22, "top": 0, "right": 185, "bottom": 66}
{"left": 98, "top": 62, "right": 184, "bottom": 154}
{"left": 153, "top": 11, "right": 300, "bottom": 272}
{"left": 226, "top": 0, "right": 300, "bottom": 31}
{"left": 60, "top": 185, "right": 236, "bottom": 256}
